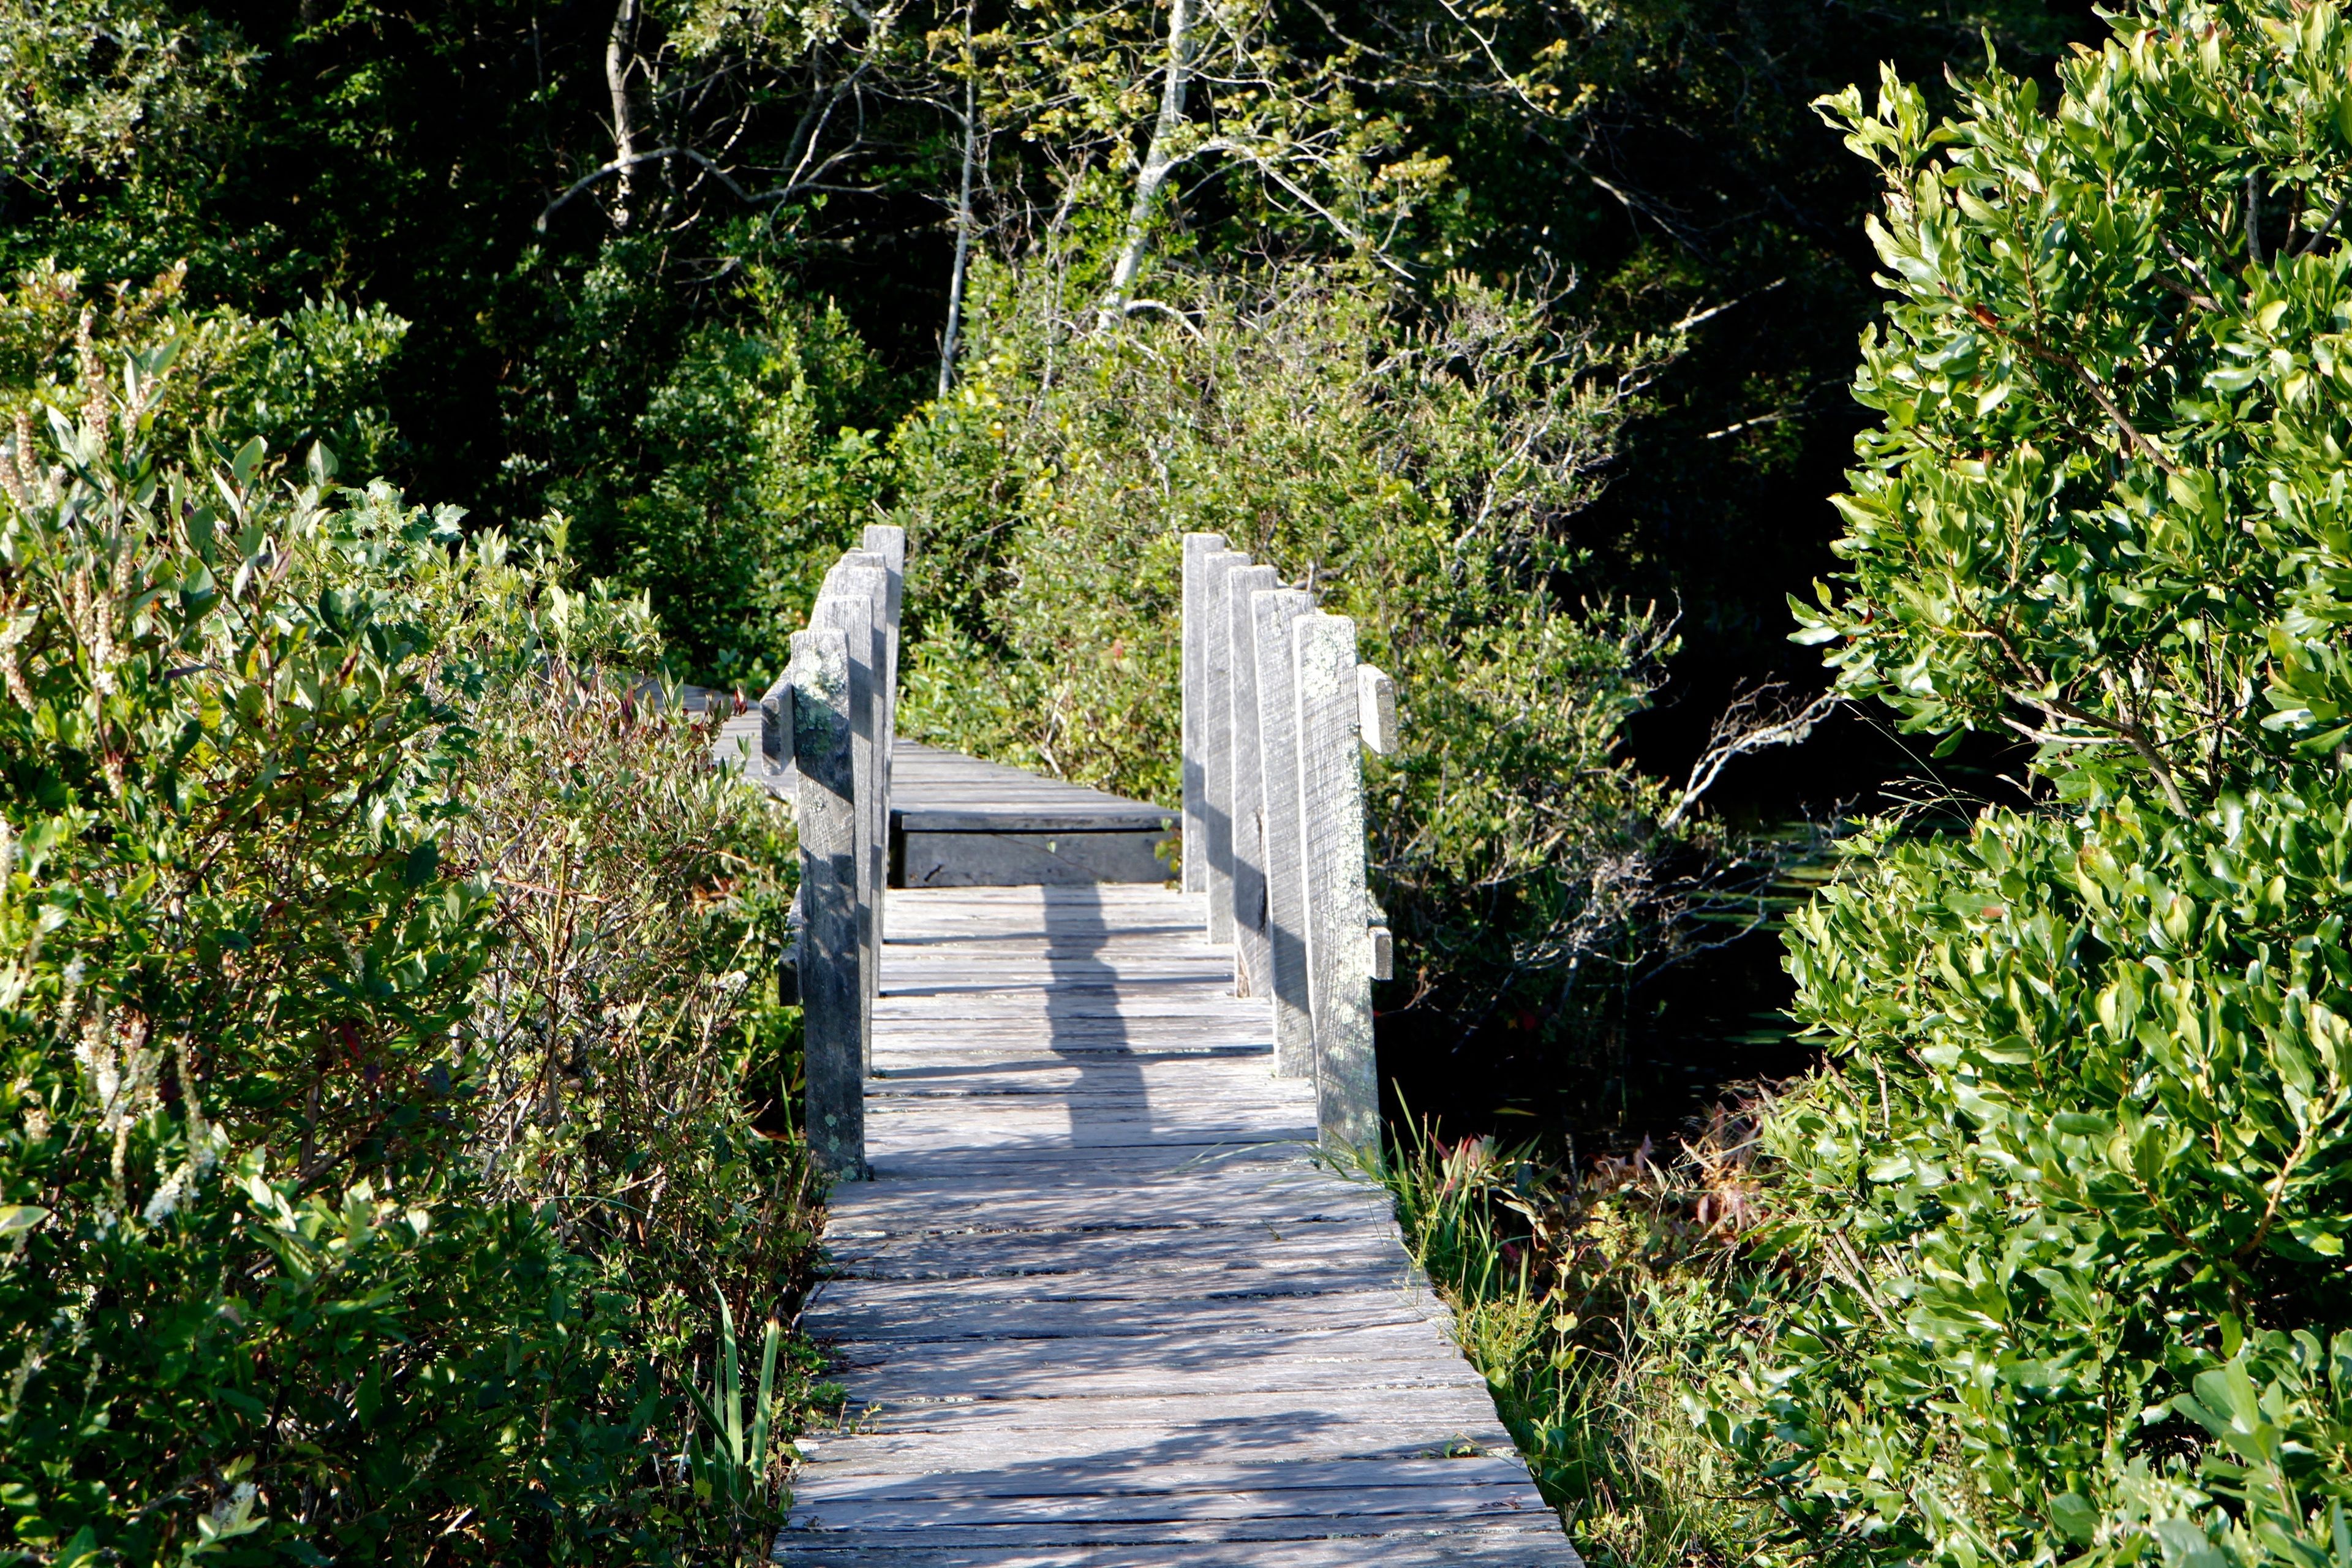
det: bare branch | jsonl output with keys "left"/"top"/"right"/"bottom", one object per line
{"left": 1664, "top": 683, "right": 1842, "bottom": 829}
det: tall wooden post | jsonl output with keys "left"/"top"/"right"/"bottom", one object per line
{"left": 1180, "top": 532, "right": 1229, "bottom": 896}
{"left": 1199, "top": 548, "right": 1250, "bottom": 946}
{"left": 791, "top": 625, "right": 864, "bottom": 1178}
{"left": 1250, "top": 587, "right": 1314, "bottom": 1077}
{"left": 862, "top": 524, "right": 905, "bottom": 777}
{"left": 816, "top": 557, "right": 887, "bottom": 1052}
{"left": 859, "top": 529, "right": 905, "bottom": 943}
{"left": 1294, "top": 612, "right": 1379, "bottom": 1159}
{"left": 1224, "top": 564, "right": 1281, "bottom": 997}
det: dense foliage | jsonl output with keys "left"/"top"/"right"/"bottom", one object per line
{"left": 1396, "top": 4, "right": 2352, "bottom": 1563}
{"left": 894, "top": 260, "right": 1741, "bottom": 1027}
{"left": 0, "top": 0, "right": 2094, "bottom": 1114}
{"left": 0, "top": 288, "right": 815, "bottom": 1561}
{"left": 1717, "top": 10, "right": 2352, "bottom": 1558}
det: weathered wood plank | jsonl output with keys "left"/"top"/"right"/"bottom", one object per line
{"left": 792, "top": 626, "right": 864, "bottom": 1178}
{"left": 784, "top": 875, "right": 1576, "bottom": 1564}
{"left": 780, "top": 1513, "right": 1564, "bottom": 1549}
{"left": 900, "top": 829, "right": 1171, "bottom": 888}
{"left": 1179, "top": 532, "right": 1227, "bottom": 896}
{"left": 1251, "top": 586, "right": 1316, "bottom": 1077}
{"left": 778, "top": 1527, "right": 1570, "bottom": 1567}
{"left": 1223, "top": 563, "right": 1280, "bottom": 997}
{"left": 1293, "top": 614, "right": 1379, "bottom": 1157}
{"left": 1196, "top": 549, "right": 1250, "bottom": 947}
{"left": 808, "top": 1384, "right": 1509, "bottom": 1443}
{"left": 816, "top": 559, "right": 887, "bottom": 1044}
{"left": 804, "top": 1286, "right": 1450, "bottom": 1343}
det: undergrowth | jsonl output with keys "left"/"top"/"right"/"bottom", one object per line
{"left": 0, "top": 268, "right": 830, "bottom": 1562}
{"left": 1384, "top": 1110, "right": 1773, "bottom": 1568}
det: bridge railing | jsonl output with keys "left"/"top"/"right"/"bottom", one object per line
{"left": 756, "top": 524, "right": 905, "bottom": 1178}
{"left": 1182, "top": 533, "right": 1395, "bottom": 1160}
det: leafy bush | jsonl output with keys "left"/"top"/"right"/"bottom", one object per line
{"left": 520, "top": 252, "right": 901, "bottom": 693}
{"left": 1416, "top": 7, "right": 2352, "bottom": 1559}
{"left": 0, "top": 288, "right": 814, "bottom": 1561}
{"left": 1717, "top": 787, "right": 2352, "bottom": 1567}
{"left": 1658, "top": 6, "right": 2352, "bottom": 1564}
{"left": 895, "top": 260, "right": 1727, "bottom": 1025}
{"left": 0, "top": 262, "right": 409, "bottom": 478}
{"left": 1383, "top": 1123, "right": 1767, "bottom": 1567}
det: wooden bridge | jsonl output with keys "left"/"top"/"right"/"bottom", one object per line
{"left": 725, "top": 530, "right": 1578, "bottom": 1565}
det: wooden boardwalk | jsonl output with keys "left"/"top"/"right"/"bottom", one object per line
{"left": 779, "top": 877, "right": 1580, "bottom": 1565}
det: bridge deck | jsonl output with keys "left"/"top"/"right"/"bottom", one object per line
{"left": 780, "top": 882, "right": 1578, "bottom": 1566}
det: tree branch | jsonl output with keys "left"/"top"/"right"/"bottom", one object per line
{"left": 1664, "top": 684, "right": 1842, "bottom": 829}
{"left": 538, "top": 146, "right": 764, "bottom": 231}
{"left": 605, "top": 0, "right": 640, "bottom": 228}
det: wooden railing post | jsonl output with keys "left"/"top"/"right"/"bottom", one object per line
{"left": 816, "top": 556, "right": 888, "bottom": 1057}
{"left": 1250, "top": 587, "right": 1315, "bottom": 1077}
{"left": 862, "top": 524, "right": 906, "bottom": 786}
{"left": 1294, "top": 611, "right": 1379, "bottom": 1159}
{"left": 1198, "top": 548, "right": 1250, "bottom": 948}
{"left": 1180, "top": 532, "right": 1229, "bottom": 895}
{"left": 1224, "top": 563, "right": 1280, "bottom": 996}
{"left": 753, "top": 538, "right": 905, "bottom": 1181}
{"left": 790, "top": 624, "right": 865, "bottom": 1178}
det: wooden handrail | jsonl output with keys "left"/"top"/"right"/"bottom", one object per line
{"left": 755, "top": 527, "right": 907, "bottom": 1179}
{"left": 1180, "top": 532, "right": 1391, "bottom": 1161}
{"left": 755, "top": 521, "right": 1381, "bottom": 1173}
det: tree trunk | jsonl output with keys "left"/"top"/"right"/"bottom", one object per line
{"left": 1099, "top": 0, "right": 1193, "bottom": 324}
{"left": 938, "top": 66, "right": 979, "bottom": 398}
{"left": 606, "top": 0, "right": 640, "bottom": 228}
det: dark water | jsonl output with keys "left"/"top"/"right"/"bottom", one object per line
{"left": 1374, "top": 705, "right": 2035, "bottom": 1160}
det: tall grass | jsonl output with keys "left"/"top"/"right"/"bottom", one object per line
{"left": 1382, "top": 1115, "right": 1772, "bottom": 1567}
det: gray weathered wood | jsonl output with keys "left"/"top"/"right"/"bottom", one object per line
{"left": 901, "top": 830, "right": 1174, "bottom": 888}
{"left": 864, "top": 524, "right": 907, "bottom": 763}
{"left": 1294, "top": 613, "right": 1379, "bottom": 1158}
{"left": 891, "top": 742, "right": 1172, "bottom": 824}
{"left": 1196, "top": 549, "right": 1250, "bottom": 948}
{"left": 1357, "top": 663, "right": 1398, "bottom": 755}
{"left": 863, "top": 527, "right": 908, "bottom": 968}
{"left": 1251, "top": 587, "right": 1315, "bottom": 1077}
{"left": 792, "top": 625, "right": 864, "bottom": 1178}
{"left": 820, "top": 556, "right": 889, "bottom": 1028}
{"left": 1223, "top": 564, "right": 1280, "bottom": 997}
{"left": 758, "top": 672, "right": 793, "bottom": 776}
{"left": 782, "top": 744, "right": 1576, "bottom": 1565}
{"left": 1179, "top": 533, "right": 1227, "bottom": 896}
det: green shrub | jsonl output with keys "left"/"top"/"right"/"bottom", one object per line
{"left": 0, "top": 287, "right": 814, "bottom": 1562}
{"left": 1382, "top": 1123, "right": 1767, "bottom": 1567}
{"left": 895, "top": 260, "right": 1708, "bottom": 1023}
{"left": 522, "top": 252, "right": 901, "bottom": 693}
{"left": 1672, "top": 4, "right": 2352, "bottom": 1562}
{"left": 0, "top": 262, "right": 408, "bottom": 478}
{"left": 1716, "top": 788, "right": 2352, "bottom": 1567}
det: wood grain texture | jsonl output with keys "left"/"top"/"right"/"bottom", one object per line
{"left": 1250, "top": 587, "right": 1315, "bottom": 1079}
{"left": 900, "top": 831, "right": 1172, "bottom": 888}
{"left": 1197, "top": 551, "right": 1250, "bottom": 948}
{"left": 816, "top": 560, "right": 887, "bottom": 1038}
{"left": 1223, "top": 565, "right": 1281, "bottom": 999}
{"left": 891, "top": 744, "right": 1174, "bottom": 835}
{"left": 861, "top": 527, "right": 907, "bottom": 958}
{"left": 1178, "top": 533, "right": 1226, "bottom": 896}
{"left": 791, "top": 625, "right": 864, "bottom": 1178}
{"left": 782, "top": 873, "right": 1577, "bottom": 1563}
{"left": 1292, "top": 614, "right": 1379, "bottom": 1158}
